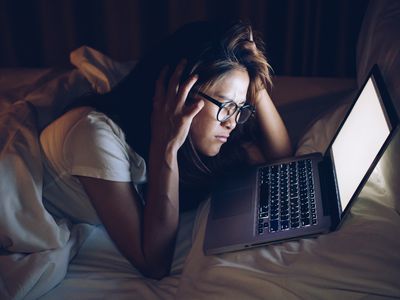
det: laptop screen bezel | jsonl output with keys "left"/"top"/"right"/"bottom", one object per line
{"left": 323, "top": 64, "right": 399, "bottom": 228}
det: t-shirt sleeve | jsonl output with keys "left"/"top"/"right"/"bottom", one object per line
{"left": 63, "top": 113, "right": 131, "bottom": 182}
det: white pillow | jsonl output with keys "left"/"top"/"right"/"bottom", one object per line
{"left": 357, "top": 0, "right": 400, "bottom": 111}
{"left": 0, "top": 101, "right": 70, "bottom": 252}
{"left": 295, "top": 103, "right": 350, "bottom": 156}
{"left": 356, "top": 0, "right": 400, "bottom": 215}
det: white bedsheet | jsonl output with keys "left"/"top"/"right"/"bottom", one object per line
{"left": 40, "top": 208, "right": 197, "bottom": 299}
{"left": 0, "top": 224, "right": 93, "bottom": 300}
{"left": 176, "top": 173, "right": 400, "bottom": 300}
{"left": 174, "top": 103, "right": 400, "bottom": 300}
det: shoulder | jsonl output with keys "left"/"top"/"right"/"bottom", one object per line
{"left": 63, "top": 108, "right": 128, "bottom": 156}
{"left": 40, "top": 106, "right": 131, "bottom": 168}
{"left": 49, "top": 107, "right": 125, "bottom": 147}
{"left": 41, "top": 107, "right": 126, "bottom": 152}
{"left": 71, "top": 108, "right": 124, "bottom": 138}
{"left": 63, "top": 108, "right": 133, "bottom": 181}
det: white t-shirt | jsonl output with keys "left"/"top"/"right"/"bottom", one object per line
{"left": 40, "top": 107, "right": 147, "bottom": 224}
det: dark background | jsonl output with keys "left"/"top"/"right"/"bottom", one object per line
{"left": 0, "top": 0, "right": 369, "bottom": 77}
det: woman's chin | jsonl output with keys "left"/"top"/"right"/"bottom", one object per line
{"left": 199, "top": 145, "right": 221, "bottom": 157}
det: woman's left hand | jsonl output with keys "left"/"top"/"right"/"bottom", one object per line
{"left": 251, "top": 87, "right": 293, "bottom": 160}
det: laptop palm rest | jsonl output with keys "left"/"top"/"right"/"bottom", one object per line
{"left": 212, "top": 187, "right": 253, "bottom": 219}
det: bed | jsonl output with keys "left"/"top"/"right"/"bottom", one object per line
{"left": 1, "top": 1, "right": 400, "bottom": 299}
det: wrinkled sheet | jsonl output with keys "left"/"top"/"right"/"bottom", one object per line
{"left": 176, "top": 176, "right": 400, "bottom": 300}
{"left": 0, "top": 69, "right": 94, "bottom": 300}
{"left": 41, "top": 209, "right": 197, "bottom": 300}
{"left": 0, "top": 224, "right": 93, "bottom": 300}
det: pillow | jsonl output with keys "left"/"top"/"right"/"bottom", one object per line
{"left": 0, "top": 101, "right": 70, "bottom": 252}
{"left": 357, "top": 0, "right": 400, "bottom": 110}
{"left": 295, "top": 102, "right": 350, "bottom": 156}
{"left": 356, "top": 0, "right": 400, "bottom": 215}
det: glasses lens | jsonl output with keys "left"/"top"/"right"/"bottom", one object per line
{"left": 236, "top": 106, "right": 253, "bottom": 124}
{"left": 217, "top": 102, "right": 237, "bottom": 122}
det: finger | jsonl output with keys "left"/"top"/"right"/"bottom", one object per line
{"left": 153, "top": 66, "right": 168, "bottom": 106}
{"left": 166, "top": 59, "right": 187, "bottom": 100}
{"left": 176, "top": 73, "right": 199, "bottom": 110}
{"left": 183, "top": 99, "right": 204, "bottom": 122}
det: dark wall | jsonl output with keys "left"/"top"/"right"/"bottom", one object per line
{"left": 0, "top": 0, "right": 368, "bottom": 77}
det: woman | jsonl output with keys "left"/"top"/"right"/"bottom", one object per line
{"left": 40, "top": 20, "right": 292, "bottom": 279}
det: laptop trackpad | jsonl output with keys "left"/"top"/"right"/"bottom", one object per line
{"left": 212, "top": 187, "right": 253, "bottom": 219}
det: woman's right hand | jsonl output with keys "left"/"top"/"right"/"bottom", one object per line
{"left": 151, "top": 60, "right": 204, "bottom": 153}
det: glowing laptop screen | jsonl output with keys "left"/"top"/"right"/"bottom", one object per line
{"left": 331, "top": 77, "right": 391, "bottom": 210}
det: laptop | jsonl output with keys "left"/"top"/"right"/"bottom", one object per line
{"left": 204, "top": 65, "right": 399, "bottom": 255}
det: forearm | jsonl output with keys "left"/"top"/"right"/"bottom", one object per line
{"left": 139, "top": 59, "right": 200, "bottom": 278}
{"left": 141, "top": 142, "right": 180, "bottom": 278}
{"left": 254, "top": 88, "right": 293, "bottom": 160}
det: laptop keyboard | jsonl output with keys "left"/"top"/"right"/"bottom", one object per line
{"left": 257, "top": 159, "right": 317, "bottom": 235}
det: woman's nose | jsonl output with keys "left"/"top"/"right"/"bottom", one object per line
{"left": 221, "top": 115, "right": 236, "bottom": 130}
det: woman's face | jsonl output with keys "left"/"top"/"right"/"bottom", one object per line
{"left": 190, "top": 69, "right": 250, "bottom": 156}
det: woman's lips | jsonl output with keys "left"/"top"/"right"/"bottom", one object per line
{"left": 215, "top": 135, "right": 228, "bottom": 143}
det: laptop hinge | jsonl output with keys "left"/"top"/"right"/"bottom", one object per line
{"left": 318, "top": 156, "right": 341, "bottom": 229}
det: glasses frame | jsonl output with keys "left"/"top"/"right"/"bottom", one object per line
{"left": 195, "top": 90, "right": 256, "bottom": 124}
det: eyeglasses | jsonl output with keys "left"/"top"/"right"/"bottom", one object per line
{"left": 195, "top": 90, "right": 255, "bottom": 124}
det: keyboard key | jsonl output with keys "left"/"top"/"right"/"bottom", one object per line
{"left": 301, "top": 212, "right": 310, "bottom": 219}
{"left": 281, "top": 214, "right": 289, "bottom": 221}
{"left": 281, "top": 209, "right": 289, "bottom": 216}
{"left": 301, "top": 204, "right": 309, "bottom": 212}
{"left": 301, "top": 218, "right": 310, "bottom": 227}
{"left": 271, "top": 212, "right": 279, "bottom": 220}
{"left": 291, "top": 221, "right": 300, "bottom": 228}
{"left": 281, "top": 221, "right": 289, "bottom": 230}
{"left": 269, "top": 220, "right": 279, "bottom": 232}
{"left": 281, "top": 203, "right": 289, "bottom": 211}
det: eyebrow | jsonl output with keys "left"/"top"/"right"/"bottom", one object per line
{"left": 216, "top": 94, "right": 246, "bottom": 105}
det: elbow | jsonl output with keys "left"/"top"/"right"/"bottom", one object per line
{"left": 267, "top": 144, "right": 293, "bottom": 161}
{"left": 128, "top": 256, "right": 171, "bottom": 280}
{"left": 275, "top": 138, "right": 293, "bottom": 159}
{"left": 147, "top": 269, "right": 170, "bottom": 281}
{"left": 140, "top": 264, "right": 170, "bottom": 280}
